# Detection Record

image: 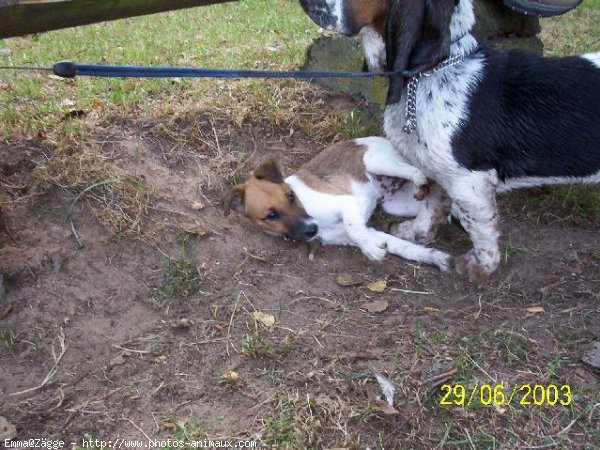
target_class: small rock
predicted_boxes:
[582,342,600,370]
[191,201,204,210]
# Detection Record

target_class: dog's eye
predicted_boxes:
[265,211,279,222]
[287,192,295,203]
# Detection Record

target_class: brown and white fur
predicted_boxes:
[300,0,600,283]
[224,137,452,271]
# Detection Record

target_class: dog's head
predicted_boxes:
[300,0,465,101]
[223,160,318,242]
[299,0,389,37]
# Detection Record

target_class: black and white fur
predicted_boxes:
[299,0,600,282]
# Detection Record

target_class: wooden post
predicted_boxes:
[0,0,237,39]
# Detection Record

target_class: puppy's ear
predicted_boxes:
[252,159,284,184]
[386,0,455,103]
[223,185,246,216]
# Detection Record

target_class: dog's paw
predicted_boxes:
[455,251,491,284]
[413,183,430,201]
[360,237,387,261]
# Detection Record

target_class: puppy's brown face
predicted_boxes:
[224,160,318,242]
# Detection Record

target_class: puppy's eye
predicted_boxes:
[265,211,279,222]
[287,192,295,203]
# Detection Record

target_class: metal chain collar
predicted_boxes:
[402,53,469,135]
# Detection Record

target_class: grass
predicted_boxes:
[0,327,16,356]
[540,0,600,56]
[30,146,150,235]
[0,0,318,138]
[161,257,200,297]
[527,184,600,224]
[242,330,291,359]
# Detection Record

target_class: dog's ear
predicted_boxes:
[252,159,284,184]
[223,185,246,216]
[410,0,455,74]
[386,0,455,103]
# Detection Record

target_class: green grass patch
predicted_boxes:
[161,257,199,297]
[527,185,600,224]
[540,1,600,56]
[242,330,291,359]
[0,0,319,138]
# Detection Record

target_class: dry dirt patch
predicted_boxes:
[0,86,598,448]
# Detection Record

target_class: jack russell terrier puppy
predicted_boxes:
[224,137,453,272]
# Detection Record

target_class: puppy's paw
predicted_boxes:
[413,183,430,201]
[360,238,387,261]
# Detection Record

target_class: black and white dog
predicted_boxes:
[299,0,600,282]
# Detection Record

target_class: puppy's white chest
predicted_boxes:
[285,175,376,246]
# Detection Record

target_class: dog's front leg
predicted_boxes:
[342,205,387,261]
[371,230,453,272]
[445,176,501,283]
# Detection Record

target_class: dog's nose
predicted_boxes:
[304,223,318,239]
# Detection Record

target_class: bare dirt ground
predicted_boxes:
[0,84,599,449]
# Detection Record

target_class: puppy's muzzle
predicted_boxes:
[284,218,319,242]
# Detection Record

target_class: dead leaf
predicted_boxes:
[0,303,13,320]
[222,370,240,382]
[191,201,204,210]
[222,370,245,388]
[90,98,106,109]
[366,278,387,293]
[582,342,600,370]
[315,394,338,409]
[0,416,17,440]
[108,354,126,367]
[539,285,552,299]
[180,221,208,236]
[560,303,585,314]
[169,318,193,329]
[526,306,545,314]
[374,399,399,415]
[252,311,276,327]
[423,306,440,313]
[362,300,389,313]
[335,272,363,287]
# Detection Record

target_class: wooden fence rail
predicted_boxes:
[0,0,237,39]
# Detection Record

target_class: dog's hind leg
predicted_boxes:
[389,182,450,244]
[445,175,501,283]
[370,230,453,272]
